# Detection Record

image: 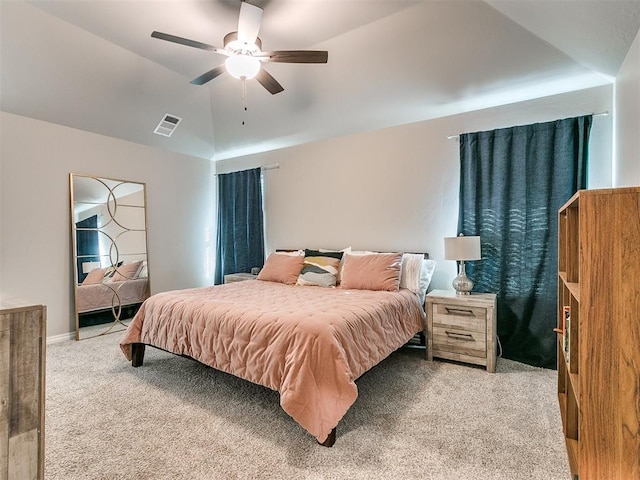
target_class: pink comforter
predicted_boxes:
[120,280,425,443]
[77,277,149,313]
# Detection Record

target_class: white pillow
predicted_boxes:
[319,247,351,254]
[398,254,436,306]
[399,253,424,294]
[136,261,147,278]
[418,259,436,306]
[275,249,304,256]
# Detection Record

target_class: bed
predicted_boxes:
[77,277,149,314]
[77,261,149,327]
[120,250,434,446]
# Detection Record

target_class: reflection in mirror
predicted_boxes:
[70,174,150,340]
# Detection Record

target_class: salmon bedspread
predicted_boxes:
[120,280,425,443]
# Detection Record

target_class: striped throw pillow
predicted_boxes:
[297,249,344,287]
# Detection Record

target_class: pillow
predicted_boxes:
[110,261,143,282]
[399,253,424,295]
[137,261,148,278]
[297,249,343,287]
[275,249,304,256]
[102,261,124,280]
[340,252,403,291]
[319,247,351,284]
[418,259,436,306]
[257,253,304,285]
[82,267,106,285]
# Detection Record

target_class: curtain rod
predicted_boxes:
[446,111,610,140]
[214,164,279,176]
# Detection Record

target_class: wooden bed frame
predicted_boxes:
[125,251,429,448]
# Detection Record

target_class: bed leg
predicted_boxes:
[131,343,145,367]
[318,428,336,447]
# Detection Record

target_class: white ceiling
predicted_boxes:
[2,0,639,162]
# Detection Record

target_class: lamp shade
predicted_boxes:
[225,54,261,79]
[444,235,481,261]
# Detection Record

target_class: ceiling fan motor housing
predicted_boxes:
[224,31,262,54]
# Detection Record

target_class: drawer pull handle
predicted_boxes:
[445,331,474,341]
[444,307,475,316]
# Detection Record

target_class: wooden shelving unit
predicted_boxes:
[556,186,640,480]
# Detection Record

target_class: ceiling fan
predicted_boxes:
[151,1,328,95]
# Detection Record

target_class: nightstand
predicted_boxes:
[425,289,497,372]
[223,273,258,284]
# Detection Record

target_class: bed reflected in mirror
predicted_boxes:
[70,174,150,340]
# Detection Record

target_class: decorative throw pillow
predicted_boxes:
[102,261,124,280]
[110,261,143,282]
[340,252,403,291]
[319,247,351,284]
[297,249,343,287]
[257,253,304,285]
[399,253,424,295]
[82,267,106,285]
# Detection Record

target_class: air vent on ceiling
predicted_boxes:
[153,114,182,137]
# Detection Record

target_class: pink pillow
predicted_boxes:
[82,267,106,285]
[340,252,403,291]
[110,261,143,282]
[257,253,304,285]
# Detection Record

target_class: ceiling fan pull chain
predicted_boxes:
[242,78,247,126]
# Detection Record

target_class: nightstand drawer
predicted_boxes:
[432,325,486,358]
[432,303,487,333]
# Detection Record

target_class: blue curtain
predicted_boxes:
[458,116,591,368]
[214,167,265,285]
[76,215,100,283]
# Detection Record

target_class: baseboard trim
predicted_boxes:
[47,332,75,344]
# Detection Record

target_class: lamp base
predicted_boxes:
[452,261,474,295]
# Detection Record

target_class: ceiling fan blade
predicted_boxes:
[255,68,284,95]
[190,65,226,85]
[258,50,328,64]
[151,31,226,54]
[237,2,263,45]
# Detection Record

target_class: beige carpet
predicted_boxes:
[45,332,569,479]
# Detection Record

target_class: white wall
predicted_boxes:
[615,28,640,186]
[0,83,616,339]
[0,112,215,339]
[216,86,613,292]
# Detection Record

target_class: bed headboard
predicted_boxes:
[275,249,428,258]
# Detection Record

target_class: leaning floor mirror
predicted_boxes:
[70,174,150,340]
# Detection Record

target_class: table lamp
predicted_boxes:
[444,234,481,295]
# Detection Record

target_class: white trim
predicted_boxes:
[47,332,75,344]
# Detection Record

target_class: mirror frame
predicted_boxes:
[69,173,151,340]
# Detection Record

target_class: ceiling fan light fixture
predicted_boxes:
[225,54,261,80]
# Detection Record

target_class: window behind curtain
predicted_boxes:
[458,116,591,368]
[76,214,100,283]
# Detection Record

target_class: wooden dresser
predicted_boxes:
[0,296,46,480]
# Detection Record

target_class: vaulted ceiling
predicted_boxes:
[2,1,639,161]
